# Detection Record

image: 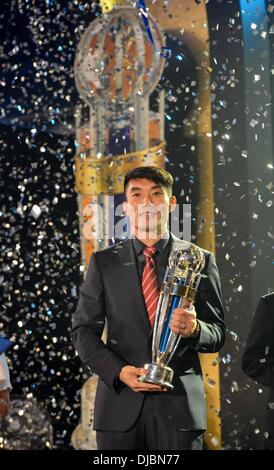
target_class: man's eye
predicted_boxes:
[132,194,140,197]
[153,192,163,196]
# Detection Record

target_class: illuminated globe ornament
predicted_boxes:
[73,3,167,235]
[74,5,165,108]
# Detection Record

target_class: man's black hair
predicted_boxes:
[124,166,174,198]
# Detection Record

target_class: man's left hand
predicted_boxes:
[170,302,197,337]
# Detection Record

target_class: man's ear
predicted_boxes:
[169,195,177,213]
[122,200,127,216]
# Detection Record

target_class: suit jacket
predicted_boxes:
[242,293,274,449]
[242,293,274,389]
[72,233,225,432]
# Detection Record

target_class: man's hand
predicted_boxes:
[119,365,168,393]
[170,301,197,337]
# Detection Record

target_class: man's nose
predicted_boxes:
[143,196,153,205]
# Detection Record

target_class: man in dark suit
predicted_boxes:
[72,166,225,450]
[242,292,274,449]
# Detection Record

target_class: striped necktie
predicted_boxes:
[142,246,159,327]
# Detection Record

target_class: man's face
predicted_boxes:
[123,178,176,236]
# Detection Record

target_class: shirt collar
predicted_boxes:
[132,230,171,256]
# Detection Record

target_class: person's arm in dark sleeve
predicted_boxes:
[242,296,274,389]
[187,252,225,353]
[72,252,128,391]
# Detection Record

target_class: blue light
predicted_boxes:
[240,0,266,42]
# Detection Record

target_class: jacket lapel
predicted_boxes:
[169,232,190,252]
[117,238,151,336]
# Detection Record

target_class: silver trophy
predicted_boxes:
[139,243,205,390]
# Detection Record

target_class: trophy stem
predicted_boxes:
[159,282,184,353]
[162,297,193,363]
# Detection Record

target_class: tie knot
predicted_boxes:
[143,246,157,258]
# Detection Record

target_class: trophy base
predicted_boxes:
[138,362,174,391]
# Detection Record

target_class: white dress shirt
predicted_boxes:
[0,353,12,391]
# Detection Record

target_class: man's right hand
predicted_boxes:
[119,365,168,393]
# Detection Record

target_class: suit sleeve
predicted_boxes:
[187,252,225,353]
[242,296,274,389]
[72,252,128,391]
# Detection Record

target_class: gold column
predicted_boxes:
[147,0,222,450]
[101,0,130,14]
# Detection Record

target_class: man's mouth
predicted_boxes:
[139,208,158,216]
[139,212,158,216]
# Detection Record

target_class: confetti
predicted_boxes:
[0,0,273,453]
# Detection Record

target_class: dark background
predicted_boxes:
[0,0,273,449]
